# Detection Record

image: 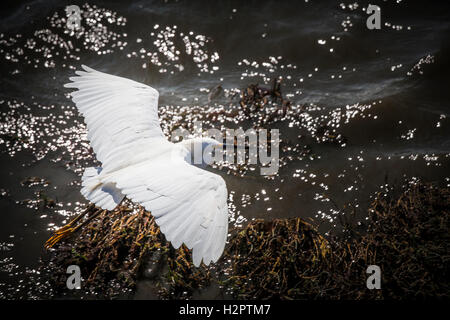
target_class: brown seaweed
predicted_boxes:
[42,181,449,299]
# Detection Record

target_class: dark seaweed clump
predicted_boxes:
[45,207,209,299]
[224,182,449,299]
[42,181,449,299]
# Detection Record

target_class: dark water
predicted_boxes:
[0,0,449,299]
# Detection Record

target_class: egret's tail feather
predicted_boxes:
[81,167,125,210]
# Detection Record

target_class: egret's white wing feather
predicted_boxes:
[80,167,125,210]
[110,157,229,267]
[65,65,166,172]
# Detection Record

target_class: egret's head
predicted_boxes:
[199,137,223,150]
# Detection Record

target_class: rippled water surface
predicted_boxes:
[0,0,449,299]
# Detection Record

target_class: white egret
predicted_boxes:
[46,65,229,267]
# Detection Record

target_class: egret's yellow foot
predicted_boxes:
[44,227,77,249]
[52,224,72,234]
[44,204,96,249]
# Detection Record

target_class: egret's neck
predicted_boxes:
[178,138,203,154]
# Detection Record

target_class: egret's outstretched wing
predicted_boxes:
[110,156,229,267]
[65,65,166,172]
[65,65,229,266]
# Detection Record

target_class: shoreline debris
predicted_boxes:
[41,181,449,299]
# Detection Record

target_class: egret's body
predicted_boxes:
[63,65,229,267]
